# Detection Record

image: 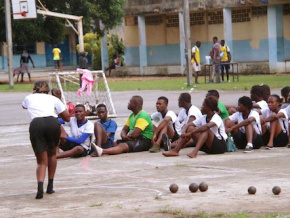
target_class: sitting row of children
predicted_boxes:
[56,85,290,159]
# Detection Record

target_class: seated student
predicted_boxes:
[251,85,268,111]
[163,96,227,158]
[224,96,263,153]
[206,90,229,119]
[171,93,202,148]
[92,96,153,156]
[261,84,271,102]
[261,95,289,149]
[149,96,181,153]
[57,104,94,159]
[91,104,117,154]
[281,86,290,109]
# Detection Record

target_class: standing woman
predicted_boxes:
[22,81,70,199]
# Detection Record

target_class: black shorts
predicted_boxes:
[262,130,288,147]
[29,116,60,155]
[60,141,88,157]
[171,132,180,143]
[118,137,152,153]
[94,139,114,149]
[233,131,263,149]
[54,60,60,67]
[220,63,230,71]
[200,135,227,154]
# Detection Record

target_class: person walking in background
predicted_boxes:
[220,40,231,82]
[20,50,35,82]
[191,41,201,84]
[52,45,62,71]
[210,36,221,83]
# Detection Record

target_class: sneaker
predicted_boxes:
[227,80,231,83]
[149,143,160,153]
[91,142,103,157]
[162,133,171,151]
[265,145,274,150]
[243,145,253,153]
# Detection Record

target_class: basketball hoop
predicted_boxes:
[12,11,27,17]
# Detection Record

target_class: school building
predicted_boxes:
[122,0,290,75]
[0,28,77,71]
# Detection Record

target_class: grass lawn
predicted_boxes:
[0,75,289,92]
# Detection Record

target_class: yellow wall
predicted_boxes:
[165,27,180,44]
[206,24,223,42]
[191,25,208,42]
[124,25,139,47]
[284,15,290,40]
[146,24,166,46]
[36,42,45,54]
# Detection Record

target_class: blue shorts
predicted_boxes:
[94,139,114,149]
[220,63,230,71]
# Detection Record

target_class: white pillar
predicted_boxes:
[179,11,186,75]
[223,8,233,61]
[138,15,147,75]
[100,21,109,71]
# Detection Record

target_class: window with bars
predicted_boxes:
[252,6,267,17]
[190,12,205,25]
[145,15,163,25]
[232,8,251,23]
[166,14,179,27]
[207,11,223,25]
[13,43,36,55]
[283,4,290,15]
[125,16,138,26]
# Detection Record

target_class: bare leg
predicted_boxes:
[20,72,24,82]
[267,118,282,147]
[57,146,85,159]
[225,119,239,135]
[102,143,129,155]
[194,71,199,84]
[94,123,108,148]
[27,71,31,81]
[245,123,254,144]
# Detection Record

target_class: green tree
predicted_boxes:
[0,0,125,43]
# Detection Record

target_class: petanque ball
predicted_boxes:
[272,186,281,195]
[199,182,208,192]
[248,186,256,195]
[189,183,199,193]
[169,184,178,193]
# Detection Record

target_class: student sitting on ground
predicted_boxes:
[206,90,229,119]
[281,86,290,109]
[149,96,181,153]
[57,104,94,159]
[92,96,153,156]
[261,84,271,102]
[261,95,289,149]
[171,93,202,149]
[225,96,263,153]
[91,104,117,156]
[162,96,227,158]
[250,85,268,111]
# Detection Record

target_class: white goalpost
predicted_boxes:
[49,71,117,118]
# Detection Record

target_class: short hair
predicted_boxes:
[179,93,191,103]
[251,85,263,98]
[213,36,218,41]
[97,104,107,110]
[204,96,219,112]
[158,96,168,104]
[196,41,201,46]
[281,86,290,99]
[221,39,225,44]
[238,96,253,110]
[132,95,143,107]
[75,104,85,111]
[33,81,50,93]
[270,94,282,104]
[207,90,219,99]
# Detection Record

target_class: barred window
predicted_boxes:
[207,11,223,25]
[232,8,251,23]
[166,14,179,27]
[145,15,163,25]
[190,12,205,25]
[125,16,138,26]
[252,6,267,17]
[283,4,290,15]
[13,43,36,55]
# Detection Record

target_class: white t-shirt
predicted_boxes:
[193,113,228,141]
[151,110,182,135]
[178,105,202,125]
[262,108,289,135]
[65,117,94,150]
[285,105,290,118]
[229,110,262,134]
[22,93,66,119]
[256,100,268,110]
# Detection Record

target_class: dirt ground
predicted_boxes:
[0,87,290,217]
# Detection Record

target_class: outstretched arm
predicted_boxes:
[182,122,216,139]
[226,117,255,133]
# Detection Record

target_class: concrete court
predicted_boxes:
[1,88,290,217]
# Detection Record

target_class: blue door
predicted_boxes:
[45,35,70,66]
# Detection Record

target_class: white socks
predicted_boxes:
[91,142,103,157]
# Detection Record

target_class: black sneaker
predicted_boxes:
[243,145,253,153]
[162,133,171,151]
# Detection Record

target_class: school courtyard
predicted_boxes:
[1,85,290,217]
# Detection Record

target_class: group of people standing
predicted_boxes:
[191,36,232,84]
[23,81,290,199]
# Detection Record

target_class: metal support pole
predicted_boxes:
[184,0,192,86]
[5,0,14,88]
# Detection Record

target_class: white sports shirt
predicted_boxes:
[151,110,182,135]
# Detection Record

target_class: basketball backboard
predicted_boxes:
[11,0,37,20]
